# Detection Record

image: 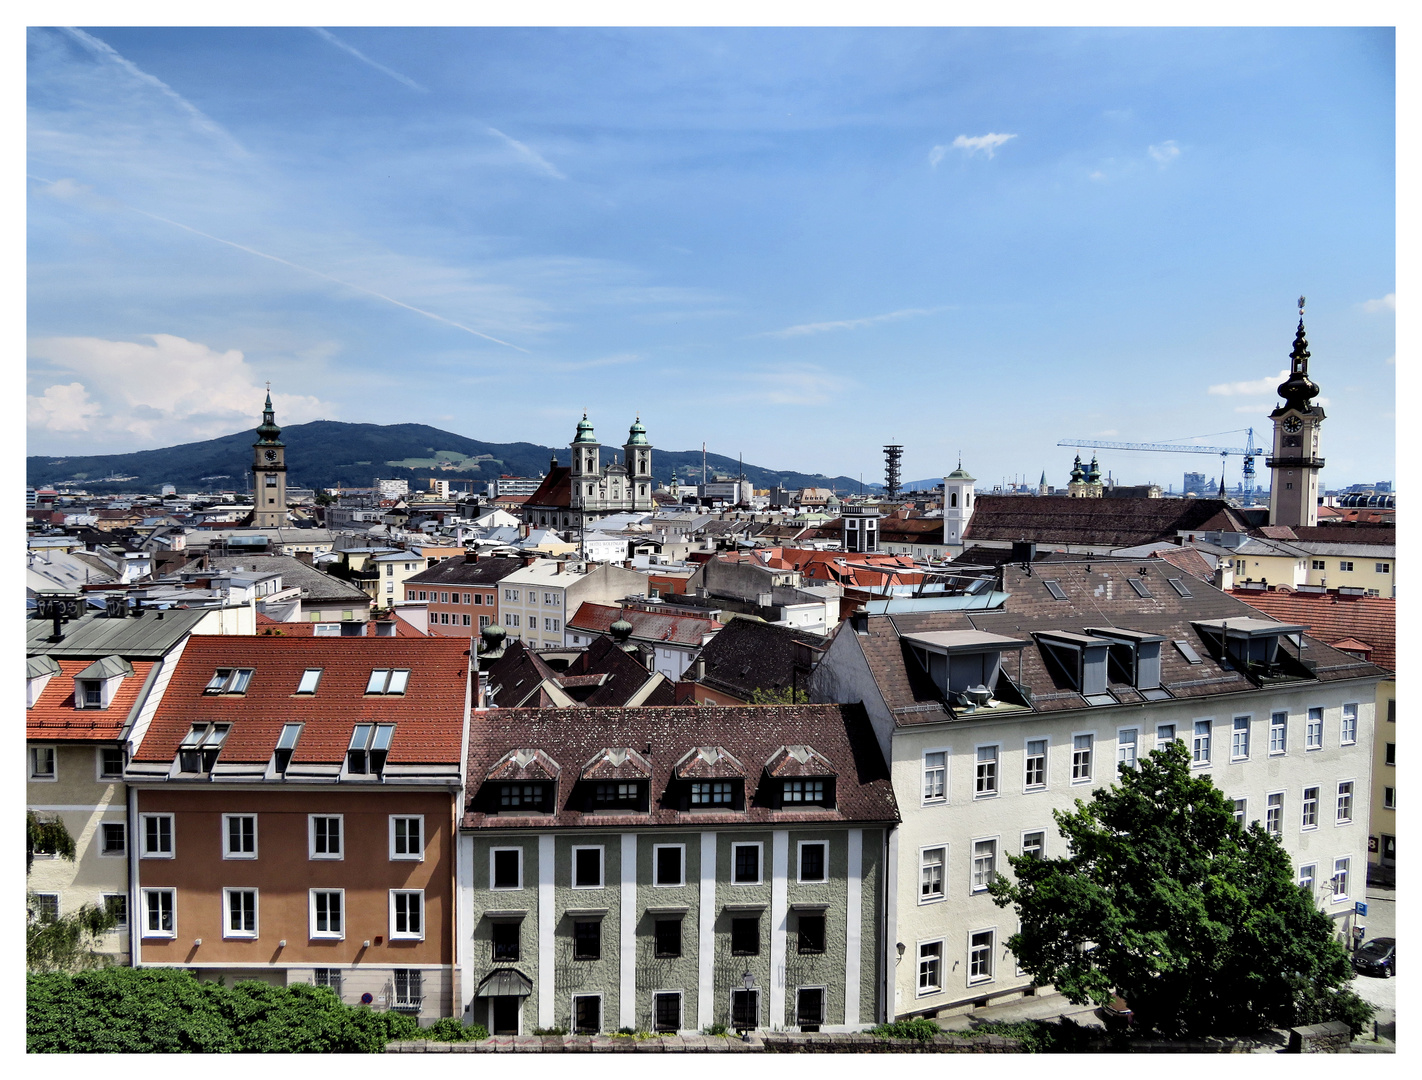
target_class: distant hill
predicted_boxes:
[26,421,883,497]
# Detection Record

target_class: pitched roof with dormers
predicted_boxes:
[27,659,156,741]
[1228,588,1395,673]
[963,496,1251,548]
[129,636,469,774]
[461,703,897,830]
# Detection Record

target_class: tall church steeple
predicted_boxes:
[251,387,288,530]
[1267,297,1326,528]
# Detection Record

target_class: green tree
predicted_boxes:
[26,812,119,972]
[748,685,808,704]
[313,488,336,506]
[988,740,1367,1037]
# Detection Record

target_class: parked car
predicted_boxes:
[1100,993,1134,1028]
[1352,937,1396,978]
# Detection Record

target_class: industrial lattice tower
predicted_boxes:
[883,444,903,500]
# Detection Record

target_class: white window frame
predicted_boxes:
[916,938,944,996]
[222,814,258,860]
[490,846,524,891]
[1340,703,1358,746]
[389,815,425,861]
[29,745,57,782]
[970,836,998,893]
[1232,797,1247,828]
[1298,863,1316,895]
[1116,727,1138,770]
[98,821,127,858]
[1265,791,1284,837]
[1192,718,1213,767]
[1155,722,1177,747]
[572,991,605,1034]
[1301,786,1320,830]
[1335,780,1355,825]
[223,887,258,939]
[96,745,125,780]
[296,668,323,694]
[141,813,175,858]
[1023,737,1048,791]
[797,840,829,884]
[308,814,344,860]
[1071,732,1094,783]
[1021,829,1046,861]
[974,743,1000,799]
[921,747,949,804]
[1269,711,1288,755]
[731,842,764,885]
[1230,715,1251,762]
[1330,857,1350,903]
[918,845,946,904]
[309,888,345,939]
[389,889,425,941]
[571,845,605,890]
[967,926,997,985]
[1305,706,1323,750]
[652,843,686,887]
[142,888,176,938]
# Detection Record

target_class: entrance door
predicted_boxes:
[492,996,519,1035]
[1382,834,1396,867]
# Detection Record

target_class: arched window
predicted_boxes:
[950,493,958,508]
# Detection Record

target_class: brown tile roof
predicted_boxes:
[695,618,828,701]
[461,703,897,830]
[1227,588,1395,672]
[1284,526,1395,546]
[963,496,1250,548]
[486,636,673,708]
[568,602,721,647]
[1149,545,1217,581]
[405,555,525,587]
[28,660,155,741]
[134,635,469,765]
[523,466,572,509]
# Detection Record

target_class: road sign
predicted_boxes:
[1354,902,1368,917]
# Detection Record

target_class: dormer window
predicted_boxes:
[347,723,395,775]
[500,783,548,810]
[1036,631,1114,705]
[365,669,410,694]
[594,782,641,808]
[782,779,827,805]
[78,680,103,709]
[1191,618,1311,684]
[901,630,1030,711]
[204,668,253,695]
[177,723,230,773]
[295,669,322,694]
[691,781,737,806]
[273,723,302,775]
[1087,627,1170,701]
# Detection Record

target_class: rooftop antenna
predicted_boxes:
[702,443,707,487]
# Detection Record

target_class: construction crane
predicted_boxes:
[1057,428,1261,506]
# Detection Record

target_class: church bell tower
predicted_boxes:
[1266,298,1325,529]
[251,389,288,529]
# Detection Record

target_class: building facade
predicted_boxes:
[406,554,524,638]
[250,393,288,530]
[1268,302,1327,529]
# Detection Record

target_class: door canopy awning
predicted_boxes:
[476,968,533,998]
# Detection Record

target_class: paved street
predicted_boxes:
[1348,887,1396,1041]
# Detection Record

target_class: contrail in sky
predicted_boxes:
[309,28,427,92]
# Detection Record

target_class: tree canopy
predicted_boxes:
[26,812,119,972]
[989,739,1365,1037]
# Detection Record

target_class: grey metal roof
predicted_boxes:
[74,655,135,680]
[206,554,369,603]
[26,606,211,658]
[901,629,1029,652]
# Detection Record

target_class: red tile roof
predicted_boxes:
[522,466,572,509]
[964,496,1251,548]
[1228,588,1395,672]
[256,614,427,637]
[28,660,155,741]
[134,636,469,765]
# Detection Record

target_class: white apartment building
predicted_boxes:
[809,558,1384,1018]
[497,559,650,650]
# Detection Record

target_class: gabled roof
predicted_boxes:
[487,748,561,781]
[694,617,828,702]
[581,747,653,781]
[1228,588,1395,672]
[27,606,212,659]
[674,745,746,779]
[28,659,156,741]
[568,602,721,648]
[522,466,573,509]
[963,496,1251,548]
[486,636,674,708]
[205,554,369,603]
[74,655,135,680]
[763,744,836,778]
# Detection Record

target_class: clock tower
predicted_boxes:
[251,389,288,530]
[1266,298,1325,529]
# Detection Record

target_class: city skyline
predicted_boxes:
[28,26,1395,487]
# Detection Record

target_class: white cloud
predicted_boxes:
[928,145,948,169]
[1148,140,1181,166]
[758,306,948,339]
[941,133,1017,160]
[1208,370,1288,396]
[486,126,565,180]
[27,334,334,446]
[309,28,426,92]
[1361,293,1395,313]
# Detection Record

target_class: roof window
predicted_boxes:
[901,630,1031,712]
[273,723,302,775]
[365,669,410,694]
[1042,580,1068,600]
[1167,578,1193,597]
[347,723,395,776]
[1087,627,1170,701]
[1127,577,1153,599]
[1173,639,1203,664]
[295,669,322,694]
[178,723,230,773]
[204,668,253,695]
[1034,631,1113,705]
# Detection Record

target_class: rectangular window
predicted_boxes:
[440,592,449,604]
[969,929,995,982]
[1331,858,1350,901]
[1022,830,1045,861]
[1232,798,1247,827]
[98,746,125,778]
[1336,782,1353,824]
[1231,716,1250,761]
[573,920,601,960]
[1386,742,1395,766]
[654,918,682,958]
[730,916,760,956]
[1193,720,1212,765]
[1024,739,1046,789]
[33,893,59,922]
[1302,786,1319,829]
[1339,561,1353,572]
[691,781,734,805]
[1117,729,1138,769]
[30,746,56,781]
[1312,560,1326,571]
[918,941,943,994]
[390,816,424,860]
[314,968,342,996]
[1298,864,1315,894]
[224,888,257,938]
[1383,787,1395,810]
[1156,723,1176,745]
[310,890,343,937]
[141,814,174,858]
[78,680,103,708]
[975,745,999,797]
[731,988,759,1029]
[103,894,127,928]
[1072,734,1093,781]
[573,846,603,889]
[796,987,825,1031]
[143,888,175,937]
[1376,562,1390,574]
[296,668,322,694]
[463,614,471,626]
[592,781,640,807]
[797,914,826,954]
[1306,708,1323,749]
[364,669,410,694]
[972,839,997,891]
[499,783,544,809]
[1269,711,1288,754]
[492,848,523,890]
[393,970,422,1011]
[798,841,828,883]
[654,992,681,1033]
[1266,793,1283,837]
[653,844,684,887]
[732,843,762,884]
[573,994,601,1035]
[923,751,947,801]
[100,822,126,856]
[920,847,945,902]
[782,778,826,804]
[491,920,521,961]
[309,815,342,859]
[1340,703,1358,745]
[224,815,257,859]
[203,668,253,695]
[390,891,424,939]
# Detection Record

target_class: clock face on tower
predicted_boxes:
[1282,416,1303,435]
[264,449,278,461]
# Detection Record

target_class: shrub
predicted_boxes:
[702,1022,728,1036]
[532,1025,569,1036]
[868,1017,943,1041]
[418,1017,488,1042]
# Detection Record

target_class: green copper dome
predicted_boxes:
[626,415,650,447]
[1069,455,1085,483]
[572,412,599,446]
[254,391,283,446]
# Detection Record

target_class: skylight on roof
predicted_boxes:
[1167,578,1193,598]
[1128,577,1153,599]
[296,669,322,694]
[365,669,410,694]
[1043,580,1068,601]
[1173,640,1203,664]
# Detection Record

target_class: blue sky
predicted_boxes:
[27,26,1395,488]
